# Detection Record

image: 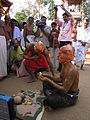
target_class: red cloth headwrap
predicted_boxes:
[34,41,45,53]
[58,44,74,64]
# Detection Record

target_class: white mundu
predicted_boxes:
[0,36,7,77]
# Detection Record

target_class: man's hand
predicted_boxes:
[40,27,44,32]
[80,40,86,46]
[25,38,29,43]
[41,73,49,77]
[82,42,86,46]
[60,4,65,10]
[54,6,58,12]
[38,75,48,82]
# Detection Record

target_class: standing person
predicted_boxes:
[0,8,7,80]
[49,22,59,70]
[20,22,27,47]
[4,15,12,49]
[24,17,40,46]
[72,19,78,65]
[76,18,90,69]
[55,5,73,71]
[38,44,79,109]
[4,15,12,73]
[38,16,51,48]
[10,19,21,45]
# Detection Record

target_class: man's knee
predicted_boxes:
[44,95,60,109]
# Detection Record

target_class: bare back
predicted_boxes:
[60,62,79,93]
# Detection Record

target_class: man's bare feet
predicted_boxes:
[45,90,51,96]
[80,64,84,70]
[45,106,52,111]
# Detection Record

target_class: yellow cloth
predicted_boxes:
[10,46,25,61]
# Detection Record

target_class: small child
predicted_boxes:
[72,30,79,67]
[49,22,59,70]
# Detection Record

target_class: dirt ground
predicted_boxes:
[0,65,90,120]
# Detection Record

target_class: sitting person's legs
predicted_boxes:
[43,92,78,109]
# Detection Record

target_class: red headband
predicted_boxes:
[58,44,74,64]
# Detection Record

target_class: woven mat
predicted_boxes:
[16,90,45,120]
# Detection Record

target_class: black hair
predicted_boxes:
[11,18,18,23]
[51,22,57,26]
[41,16,47,19]
[84,17,89,22]
[23,22,27,26]
[28,16,34,21]
[62,12,69,17]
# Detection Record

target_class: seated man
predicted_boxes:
[23,41,54,82]
[38,44,79,109]
[9,40,25,76]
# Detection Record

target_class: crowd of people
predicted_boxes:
[0,5,90,109]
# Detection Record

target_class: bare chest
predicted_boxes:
[5,25,11,32]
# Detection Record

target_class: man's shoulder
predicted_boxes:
[44,24,50,28]
[44,25,51,31]
[18,46,25,51]
[87,27,90,31]
[15,26,20,30]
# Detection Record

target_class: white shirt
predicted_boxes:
[13,26,21,41]
[77,26,90,43]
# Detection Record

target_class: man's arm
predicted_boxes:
[42,73,62,82]
[54,6,62,27]
[38,75,64,91]
[35,26,40,37]
[23,54,39,60]
[43,48,55,76]
[40,27,50,38]
[54,6,58,19]
[60,5,72,17]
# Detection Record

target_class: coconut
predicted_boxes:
[14,96,22,104]
[17,92,24,99]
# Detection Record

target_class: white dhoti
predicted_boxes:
[50,48,59,70]
[0,36,7,77]
[27,35,35,43]
[74,42,88,67]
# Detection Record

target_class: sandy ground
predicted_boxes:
[0,65,90,120]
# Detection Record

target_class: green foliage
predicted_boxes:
[14,9,28,23]
[84,2,90,19]
[14,0,55,22]
[48,0,55,20]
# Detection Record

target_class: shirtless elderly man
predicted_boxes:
[4,15,12,49]
[38,44,79,109]
[24,17,40,46]
[23,41,54,82]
